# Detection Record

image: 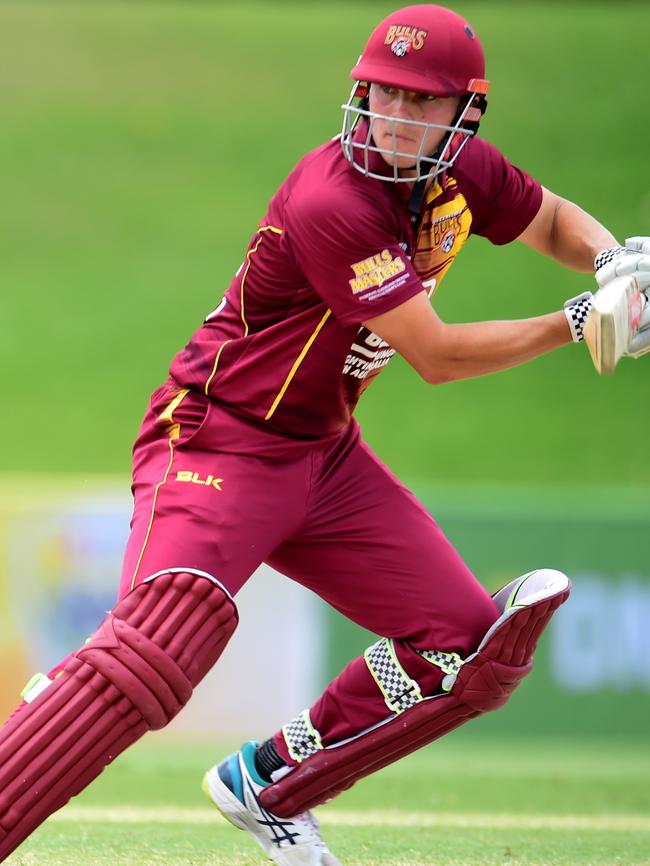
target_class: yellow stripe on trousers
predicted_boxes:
[129,390,188,590]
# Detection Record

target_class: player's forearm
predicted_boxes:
[547,198,618,273]
[423,312,571,384]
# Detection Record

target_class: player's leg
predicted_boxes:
[0,387,312,863]
[117,385,310,600]
[261,569,568,817]
[206,424,568,819]
[202,422,491,842]
[271,427,501,744]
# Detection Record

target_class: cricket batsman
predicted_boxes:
[1,5,649,864]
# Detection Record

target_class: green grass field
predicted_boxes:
[1,1,650,484]
[6,735,650,866]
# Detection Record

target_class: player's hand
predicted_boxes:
[583,275,650,374]
[595,237,650,289]
[624,288,650,358]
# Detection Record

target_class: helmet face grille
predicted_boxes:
[340,82,479,184]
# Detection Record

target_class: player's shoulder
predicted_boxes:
[450,135,510,188]
[449,135,535,211]
[449,135,541,243]
[284,138,397,232]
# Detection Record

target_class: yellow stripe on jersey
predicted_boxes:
[265,309,332,421]
[204,339,232,396]
[240,225,283,338]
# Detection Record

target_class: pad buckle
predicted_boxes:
[392,681,422,713]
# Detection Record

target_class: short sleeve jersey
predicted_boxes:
[169,134,542,439]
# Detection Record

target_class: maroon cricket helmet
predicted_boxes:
[340,5,489,185]
[351,4,488,99]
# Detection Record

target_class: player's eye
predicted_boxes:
[380,86,398,97]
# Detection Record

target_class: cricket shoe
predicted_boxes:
[203,740,342,865]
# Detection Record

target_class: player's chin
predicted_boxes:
[377,149,419,170]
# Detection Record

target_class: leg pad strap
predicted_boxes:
[0,571,237,861]
[261,569,570,817]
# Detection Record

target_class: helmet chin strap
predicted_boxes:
[407,175,430,219]
[406,133,451,220]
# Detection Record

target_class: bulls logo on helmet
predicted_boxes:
[391,36,413,57]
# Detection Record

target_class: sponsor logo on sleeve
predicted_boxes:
[349,249,407,295]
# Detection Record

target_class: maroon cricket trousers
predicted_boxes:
[115,384,498,760]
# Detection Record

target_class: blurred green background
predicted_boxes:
[1,0,649,482]
[1,9,650,863]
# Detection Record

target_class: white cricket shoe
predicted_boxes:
[203,740,342,865]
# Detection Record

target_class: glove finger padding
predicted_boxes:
[626,294,650,357]
[626,237,650,255]
[595,255,650,288]
[595,238,650,288]
[626,330,650,358]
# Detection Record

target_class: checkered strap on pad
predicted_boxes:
[418,648,464,690]
[281,710,324,763]
[364,638,422,714]
[262,570,571,819]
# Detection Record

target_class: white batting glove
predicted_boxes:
[595,237,650,289]
[625,288,650,359]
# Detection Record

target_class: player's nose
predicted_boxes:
[389,92,417,121]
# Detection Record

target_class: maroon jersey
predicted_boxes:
[169,135,542,438]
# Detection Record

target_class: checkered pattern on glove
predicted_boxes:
[595,238,650,289]
[594,246,625,273]
[563,291,594,343]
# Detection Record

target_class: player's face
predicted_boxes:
[368,84,460,175]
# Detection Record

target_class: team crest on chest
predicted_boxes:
[441,230,456,253]
[411,178,473,292]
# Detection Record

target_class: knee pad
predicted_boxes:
[261,569,570,818]
[0,571,237,861]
